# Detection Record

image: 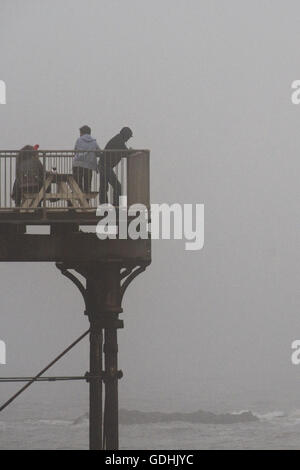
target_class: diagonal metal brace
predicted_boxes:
[56,262,88,311]
[120,265,147,301]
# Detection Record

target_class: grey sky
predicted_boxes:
[0,0,299,416]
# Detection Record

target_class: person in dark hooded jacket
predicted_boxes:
[99,126,133,205]
[12,145,43,206]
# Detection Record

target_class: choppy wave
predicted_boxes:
[33,419,73,426]
[254,411,286,421]
[70,408,300,427]
[73,409,258,426]
[289,409,300,419]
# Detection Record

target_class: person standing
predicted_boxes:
[99,126,133,206]
[73,125,100,193]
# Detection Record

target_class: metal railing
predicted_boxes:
[0,150,150,216]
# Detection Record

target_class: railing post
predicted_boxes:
[127,150,150,209]
[42,152,46,219]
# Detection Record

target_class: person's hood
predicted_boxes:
[79,134,97,143]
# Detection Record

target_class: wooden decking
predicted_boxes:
[0,208,99,225]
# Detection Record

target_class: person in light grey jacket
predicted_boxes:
[73,125,100,193]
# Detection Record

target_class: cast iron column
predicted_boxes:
[86,263,123,450]
[56,261,147,450]
[103,327,120,449]
[88,319,103,450]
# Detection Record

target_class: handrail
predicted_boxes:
[0,149,150,214]
[0,149,149,155]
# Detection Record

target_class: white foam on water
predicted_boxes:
[253,411,286,421]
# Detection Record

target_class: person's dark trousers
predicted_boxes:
[99,164,121,206]
[12,180,21,206]
[73,167,93,193]
[12,181,42,207]
[108,167,121,206]
[99,171,108,204]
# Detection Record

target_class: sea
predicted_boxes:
[1,400,300,450]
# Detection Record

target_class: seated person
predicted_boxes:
[12,145,43,206]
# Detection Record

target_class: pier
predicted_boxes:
[0,149,151,450]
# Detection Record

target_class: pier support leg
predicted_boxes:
[86,264,123,450]
[56,261,148,451]
[89,320,103,450]
[103,327,119,449]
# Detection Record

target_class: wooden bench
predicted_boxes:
[21,173,98,211]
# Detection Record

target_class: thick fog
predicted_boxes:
[0,0,299,417]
